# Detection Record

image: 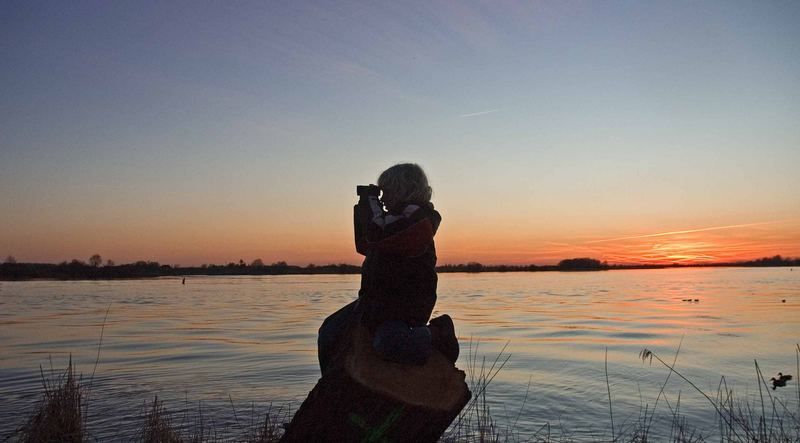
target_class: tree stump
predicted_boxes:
[281,325,471,442]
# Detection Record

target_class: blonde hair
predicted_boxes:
[377,163,432,203]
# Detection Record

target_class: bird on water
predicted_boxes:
[771,373,793,390]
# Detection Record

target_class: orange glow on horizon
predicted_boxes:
[436,220,800,266]
[5,217,800,268]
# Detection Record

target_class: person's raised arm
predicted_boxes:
[354,185,383,255]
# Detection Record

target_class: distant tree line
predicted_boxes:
[0,254,360,280]
[557,258,609,271]
[1,254,798,280]
[437,262,546,273]
[739,255,800,267]
[439,258,611,272]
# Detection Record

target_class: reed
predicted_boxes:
[16,358,84,443]
[439,342,799,442]
[137,396,181,443]
[10,345,799,442]
[134,397,288,443]
[441,338,509,442]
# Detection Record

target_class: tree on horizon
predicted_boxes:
[558,257,607,270]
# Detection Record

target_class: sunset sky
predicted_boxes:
[2,1,799,266]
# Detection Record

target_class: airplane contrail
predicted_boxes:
[585,221,785,244]
[459,109,501,118]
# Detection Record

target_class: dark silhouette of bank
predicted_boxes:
[557,257,609,271]
[3,255,799,281]
[0,258,360,280]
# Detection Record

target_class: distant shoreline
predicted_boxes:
[1,256,796,281]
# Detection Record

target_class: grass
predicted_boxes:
[9,345,800,442]
[636,345,800,443]
[441,338,510,442]
[16,357,84,443]
[138,396,181,443]
[133,395,290,443]
[10,361,288,443]
[441,341,800,443]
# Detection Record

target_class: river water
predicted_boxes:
[1,267,798,440]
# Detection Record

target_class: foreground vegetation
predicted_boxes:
[9,345,799,442]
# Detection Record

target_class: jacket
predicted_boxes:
[353,196,441,331]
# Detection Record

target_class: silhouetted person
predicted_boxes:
[318,163,459,374]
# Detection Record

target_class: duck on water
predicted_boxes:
[771,373,793,390]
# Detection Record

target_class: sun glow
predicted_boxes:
[648,242,718,264]
[577,221,800,265]
[437,220,800,266]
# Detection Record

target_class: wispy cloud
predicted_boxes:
[584,221,785,244]
[459,108,502,118]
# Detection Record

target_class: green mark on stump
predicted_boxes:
[348,406,404,443]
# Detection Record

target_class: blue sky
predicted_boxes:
[2,1,799,265]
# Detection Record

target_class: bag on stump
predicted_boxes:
[282,325,471,442]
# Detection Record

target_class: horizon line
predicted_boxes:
[4,254,797,268]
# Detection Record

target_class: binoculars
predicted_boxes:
[356,185,381,197]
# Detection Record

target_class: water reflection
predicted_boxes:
[0,268,798,440]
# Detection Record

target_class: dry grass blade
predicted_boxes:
[605,348,615,442]
[139,396,182,443]
[83,303,111,434]
[249,403,287,443]
[10,341,800,442]
[135,395,287,443]
[442,340,512,442]
[18,358,84,443]
[644,335,683,438]
[639,347,747,441]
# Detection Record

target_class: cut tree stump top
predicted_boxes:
[345,325,468,411]
[282,324,471,442]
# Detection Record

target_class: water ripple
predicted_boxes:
[1,269,798,440]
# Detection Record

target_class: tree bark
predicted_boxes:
[281,326,471,442]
